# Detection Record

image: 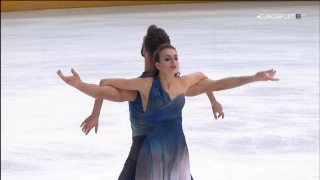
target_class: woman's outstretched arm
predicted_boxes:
[180,72,209,91]
[57,68,147,99]
[185,69,279,96]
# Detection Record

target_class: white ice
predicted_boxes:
[1,1,319,180]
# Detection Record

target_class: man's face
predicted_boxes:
[141,36,146,57]
[141,45,144,57]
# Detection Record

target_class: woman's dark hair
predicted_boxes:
[151,43,180,77]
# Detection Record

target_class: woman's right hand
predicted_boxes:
[80,114,99,135]
[57,68,82,88]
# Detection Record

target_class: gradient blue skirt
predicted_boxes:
[135,117,191,180]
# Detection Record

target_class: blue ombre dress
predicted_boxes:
[135,75,191,180]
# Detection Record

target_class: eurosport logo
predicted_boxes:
[257,13,301,19]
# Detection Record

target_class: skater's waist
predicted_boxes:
[145,118,183,134]
[144,111,182,122]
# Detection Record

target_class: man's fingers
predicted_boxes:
[95,125,98,134]
[85,127,93,135]
[80,121,86,127]
[213,113,218,120]
[82,126,86,132]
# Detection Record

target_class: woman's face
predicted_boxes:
[155,48,179,75]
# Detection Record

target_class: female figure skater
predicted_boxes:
[79,25,223,180]
[57,44,278,180]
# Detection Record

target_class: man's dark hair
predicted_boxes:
[141,25,171,57]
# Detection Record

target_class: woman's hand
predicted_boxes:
[254,69,279,81]
[57,68,82,88]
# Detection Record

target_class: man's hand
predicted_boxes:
[211,101,225,120]
[80,114,99,135]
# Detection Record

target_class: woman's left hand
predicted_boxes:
[254,69,279,81]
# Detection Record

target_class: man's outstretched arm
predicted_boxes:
[90,79,138,116]
[80,79,138,135]
[205,92,225,119]
[180,73,224,119]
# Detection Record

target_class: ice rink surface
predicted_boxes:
[1,1,319,180]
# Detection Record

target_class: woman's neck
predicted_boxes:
[158,72,175,90]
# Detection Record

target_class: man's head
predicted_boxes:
[141,25,171,58]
